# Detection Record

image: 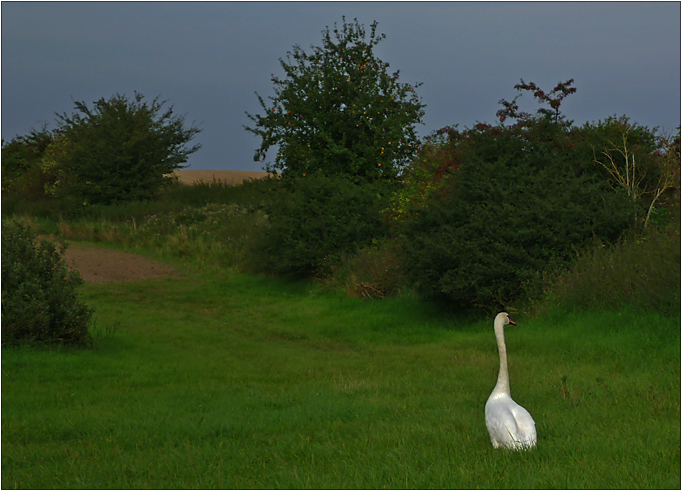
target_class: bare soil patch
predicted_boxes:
[60,243,177,282]
[171,169,268,185]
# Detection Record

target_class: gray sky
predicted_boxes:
[2,1,681,171]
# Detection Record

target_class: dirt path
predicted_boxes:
[61,243,177,282]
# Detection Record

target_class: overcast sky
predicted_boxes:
[2,1,680,171]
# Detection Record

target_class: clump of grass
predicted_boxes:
[3,178,275,273]
[546,226,680,315]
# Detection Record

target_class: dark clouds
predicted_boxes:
[2,2,680,170]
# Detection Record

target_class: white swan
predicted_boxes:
[485,312,537,450]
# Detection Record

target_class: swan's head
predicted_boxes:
[495,312,516,328]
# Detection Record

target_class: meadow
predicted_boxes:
[2,177,680,489]
[2,257,680,488]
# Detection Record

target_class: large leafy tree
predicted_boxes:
[245,17,425,181]
[53,92,201,205]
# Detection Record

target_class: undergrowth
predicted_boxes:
[547,225,680,316]
[3,177,680,315]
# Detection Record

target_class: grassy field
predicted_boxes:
[2,250,680,489]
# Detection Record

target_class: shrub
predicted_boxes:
[1,221,93,346]
[255,173,394,277]
[399,119,633,311]
[324,238,406,298]
[1,127,55,198]
[52,92,201,205]
[157,175,276,210]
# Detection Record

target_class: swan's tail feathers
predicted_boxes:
[501,428,537,450]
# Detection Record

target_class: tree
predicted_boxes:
[53,92,201,205]
[256,172,392,277]
[497,78,577,126]
[244,17,425,181]
[1,126,55,196]
[388,79,578,225]
[400,120,632,310]
[589,116,679,228]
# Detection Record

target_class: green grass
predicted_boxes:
[2,251,680,489]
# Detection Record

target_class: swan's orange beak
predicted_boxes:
[508,319,517,326]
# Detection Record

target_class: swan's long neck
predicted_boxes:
[493,321,511,396]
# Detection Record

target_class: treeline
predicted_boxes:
[2,18,680,346]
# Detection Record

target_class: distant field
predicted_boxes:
[171,169,268,185]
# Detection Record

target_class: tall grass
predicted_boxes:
[50,203,268,272]
[2,267,679,489]
[547,226,680,316]
[1,176,274,222]
[5,179,274,273]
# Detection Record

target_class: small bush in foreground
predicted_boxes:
[1,222,93,346]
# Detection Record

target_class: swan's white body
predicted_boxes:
[485,312,537,450]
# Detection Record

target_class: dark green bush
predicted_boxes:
[1,127,54,195]
[255,173,394,277]
[1,222,93,346]
[157,176,275,210]
[400,120,634,311]
[325,238,406,298]
[52,92,201,206]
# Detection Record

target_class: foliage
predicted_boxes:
[324,238,406,299]
[399,109,633,311]
[586,116,680,228]
[1,126,56,198]
[255,173,394,277]
[51,92,201,205]
[387,76,577,225]
[155,176,276,211]
[45,202,267,273]
[497,78,577,125]
[385,125,469,224]
[546,225,680,316]
[1,221,93,346]
[245,17,425,181]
